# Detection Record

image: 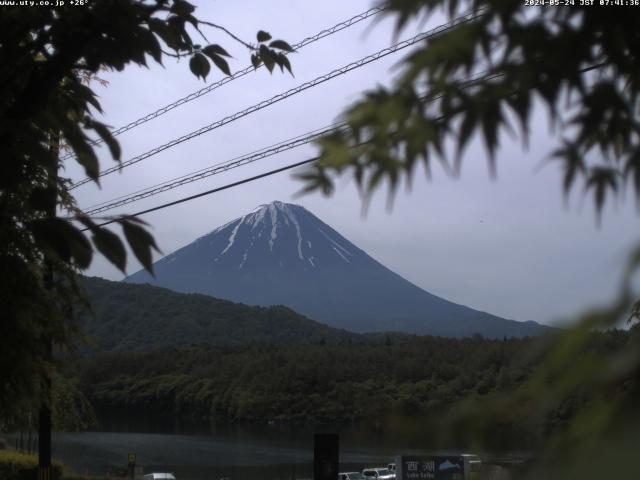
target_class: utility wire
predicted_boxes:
[77,70,501,230]
[80,69,501,216]
[60,5,387,163]
[82,122,343,211]
[70,9,485,190]
[82,122,347,215]
[80,156,320,231]
[78,62,607,227]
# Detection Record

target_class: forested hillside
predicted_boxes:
[63,334,552,425]
[70,276,635,439]
[78,277,359,351]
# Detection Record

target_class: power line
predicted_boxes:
[77,70,496,230]
[60,5,386,163]
[70,9,485,190]
[78,62,607,228]
[82,122,347,215]
[80,156,320,231]
[82,122,343,211]
[80,69,501,216]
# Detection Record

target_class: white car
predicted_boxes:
[143,474,176,480]
[340,472,367,480]
[363,468,395,480]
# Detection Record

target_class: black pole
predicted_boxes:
[39,131,58,480]
[38,386,51,479]
[314,433,339,480]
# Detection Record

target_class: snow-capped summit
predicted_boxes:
[125,201,546,337]
[199,200,359,271]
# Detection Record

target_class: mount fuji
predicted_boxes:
[124,201,546,337]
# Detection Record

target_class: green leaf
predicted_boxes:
[456,108,476,168]
[481,103,501,171]
[585,167,619,222]
[259,45,275,73]
[148,17,182,52]
[167,15,190,50]
[203,50,231,75]
[202,44,231,57]
[257,30,272,42]
[61,121,100,182]
[86,119,121,161]
[120,218,161,273]
[184,13,199,29]
[170,0,195,16]
[551,141,585,197]
[189,52,210,80]
[251,54,261,69]
[269,40,294,52]
[75,214,98,233]
[30,218,93,269]
[506,91,531,142]
[67,80,103,114]
[276,52,293,75]
[92,227,127,272]
[141,27,163,64]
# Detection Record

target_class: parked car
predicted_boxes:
[143,474,176,480]
[387,463,396,474]
[363,468,395,480]
[339,472,367,480]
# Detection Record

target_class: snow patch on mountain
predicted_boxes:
[332,246,350,263]
[221,215,245,255]
[239,249,249,269]
[248,205,268,230]
[286,207,304,260]
[318,228,351,257]
[268,204,278,252]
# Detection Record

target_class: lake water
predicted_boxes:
[49,416,425,480]
[5,412,526,480]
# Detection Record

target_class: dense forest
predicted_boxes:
[78,277,359,350]
[64,277,637,450]
[61,329,634,432]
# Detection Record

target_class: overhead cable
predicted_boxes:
[79,156,320,231]
[80,68,503,216]
[78,63,609,227]
[77,71,497,229]
[82,122,347,215]
[70,9,485,190]
[60,5,386,162]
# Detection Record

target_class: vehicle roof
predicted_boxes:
[145,474,176,480]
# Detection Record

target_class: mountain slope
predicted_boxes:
[125,201,547,338]
[79,276,359,351]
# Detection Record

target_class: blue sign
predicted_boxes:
[396,455,465,480]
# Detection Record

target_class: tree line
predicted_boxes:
[61,328,634,435]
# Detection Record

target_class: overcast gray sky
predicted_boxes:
[70,0,638,327]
